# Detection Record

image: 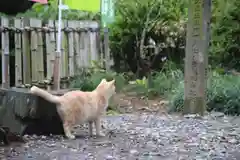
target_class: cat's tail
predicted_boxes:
[30,86,61,104]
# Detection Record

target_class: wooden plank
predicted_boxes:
[79,21,85,67]
[73,21,81,69]
[22,18,31,85]
[103,27,110,71]
[183,0,211,116]
[45,20,56,81]
[14,19,23,86]
[99,34,104,65]
[29,19,39,83]
[67,21,76,77]
[88,21,99,62]
[82,21,90,67]
[1,17,10,88]
[36,20,44,81]
[62,21,68,78]
[97,29,104,65]
[55,20,68,78]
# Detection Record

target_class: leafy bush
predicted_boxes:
[169,71,240,115]
[69,61,127,92]
[109,0,187,74]
[125,61,184,98]
[16,0,99,20]
[210,0,240,69]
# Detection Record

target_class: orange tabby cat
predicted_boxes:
[29,79,116,139]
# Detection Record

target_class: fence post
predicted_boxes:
[22,18,31,85]
[66,20,75,77]
[1,17,10,88]
[30,18,39,84]
[88,21,99,62]
[82,21,90,67]
[14,19,23,86]
[45,20,56,83]
[73,21,82,70]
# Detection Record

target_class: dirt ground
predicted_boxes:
[1,94,240,160]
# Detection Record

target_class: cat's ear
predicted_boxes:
[109,79,115,85]
[100,79,107,84]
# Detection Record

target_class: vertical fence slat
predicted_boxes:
[89,21,99,62]
[1,17,10,88]
[30,19,44,83]
[14,19,23,86]
[79,21,85,67]
[62,21,68,78]
[22,18,31,84]
[30,19,39,83]
[67,21,75,77]
[45,20,56,81]
[74,21,81,69]
[36,20,44,81]
[82,21,90,67]
[55,20,68,78]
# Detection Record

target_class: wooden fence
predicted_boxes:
[0,17,101,88]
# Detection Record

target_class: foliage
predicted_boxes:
[210,0,240,70]
[109,0,187,74]
[16,0,99,20]
[12,0,240,73]
[125,61,183,99]
[169,71,240,115]
[69,61,127,92]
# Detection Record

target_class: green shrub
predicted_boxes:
[169,71,240,115]
[124,61,184,98]
[109,0,187,73]
[69,61,127,92]
[210,0,240,69]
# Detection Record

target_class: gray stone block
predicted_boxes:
[0,88,64,136]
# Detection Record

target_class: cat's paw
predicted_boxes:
[97,132,105,137]
[66,134,76,140]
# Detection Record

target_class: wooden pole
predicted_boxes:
[53,0,63,90]
[1,17,10,88]
[183,0,211,116]
[103,27,110,71]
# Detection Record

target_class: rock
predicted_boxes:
[130,149,139,156]
[184,114,201,119]
[228,138,238,144]
[0,88,64,136]
[210,112,224,118]
[105,155,114,160]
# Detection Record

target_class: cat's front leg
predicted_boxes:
[94,117,105,137]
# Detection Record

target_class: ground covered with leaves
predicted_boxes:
[1,107,240,160]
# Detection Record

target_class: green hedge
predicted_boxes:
[169,71,240,115]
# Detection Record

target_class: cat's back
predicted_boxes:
[60,90,95,103]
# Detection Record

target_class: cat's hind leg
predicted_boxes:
[63,123,75,139]
[89,121,93,136]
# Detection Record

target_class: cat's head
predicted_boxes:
[97,78,116,97]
